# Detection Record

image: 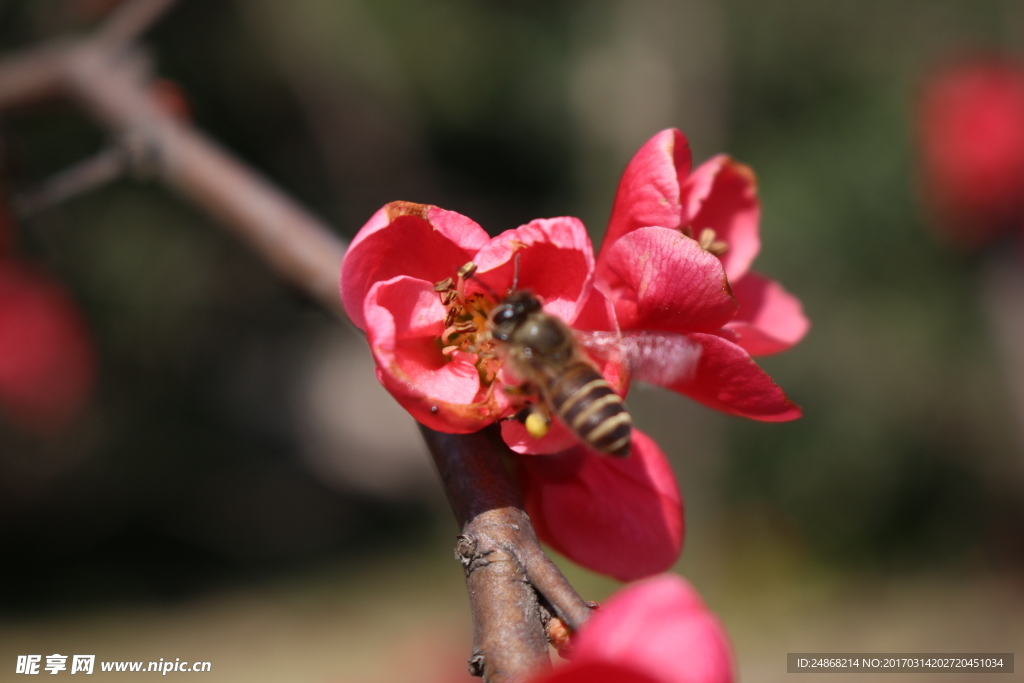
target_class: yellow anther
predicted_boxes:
[697,228,729,256]
[698,228,716,249]
[458,261,478,279]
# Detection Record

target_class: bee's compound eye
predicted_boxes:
[496,306,516,322]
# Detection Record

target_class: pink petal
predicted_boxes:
[725,271,809,356]
[364,276,495,433]
[681,156,761,281]
[340,202,489,330]
[571,288,628,393]
[517,429,683,581]
[472,217,595,324]
[0,261,94,433]
[571,283,619,332]
[502,417,581,455]
[661,333,801,421]
[598,227,737,334]
[533,662,660,683]
[602,129,692,253]
[571,574,735,683]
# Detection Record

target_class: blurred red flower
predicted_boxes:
[532,574,734,683]
[919,57,1024,247]
[0,260,95,433]
[340,129,806,579]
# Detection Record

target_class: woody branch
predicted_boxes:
[0,1,590,681]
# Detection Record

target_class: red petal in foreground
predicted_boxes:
[681,156,761,282]
[517,429,683,581]
[725,271,809,356]
[363,275,494,433]
[568,574,735,683]
[664,332,801,421]
[599,227,737,334]
[0,261,94,433]
[602,129,692,252]
[341,202,489,329]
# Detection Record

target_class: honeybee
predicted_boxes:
[488,289,635,456]
[482,276,701,458]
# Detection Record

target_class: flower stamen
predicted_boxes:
[434,262,501,385]
[697,228,729,256]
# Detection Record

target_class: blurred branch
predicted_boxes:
[13,146,126,218]
[95,0,182,48]
[0,2,591,680]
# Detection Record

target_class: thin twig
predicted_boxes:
[14,146,126,218]
[61,41,349,317]
[95,0,182,48]
[0,41,71,109]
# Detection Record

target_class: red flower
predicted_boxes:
[341,201,684,579]
[919,57,1024,247]
[339,130,806,580]
[595,129,807,420]
[532,574,734,683]
[0,260,95,433]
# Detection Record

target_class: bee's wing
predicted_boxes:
[576,330,702,387]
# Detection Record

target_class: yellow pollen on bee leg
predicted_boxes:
[525,411,550,439]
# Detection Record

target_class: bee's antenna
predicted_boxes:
[509,252,522,294]
[458,261,501,300]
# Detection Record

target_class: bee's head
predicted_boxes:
[488,290,542,341]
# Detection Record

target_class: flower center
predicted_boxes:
[434,262,502,384]
[681,225,729,256]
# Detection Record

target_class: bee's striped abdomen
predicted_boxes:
[547,362,632,457]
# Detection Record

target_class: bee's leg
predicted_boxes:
[502,384,550,438]
[511,405,532,422]
[502,382,536,398]
[515,403,551,439]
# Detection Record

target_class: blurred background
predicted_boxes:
[2,0,1024,681]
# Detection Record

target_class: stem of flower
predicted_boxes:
[420,426,550,681]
